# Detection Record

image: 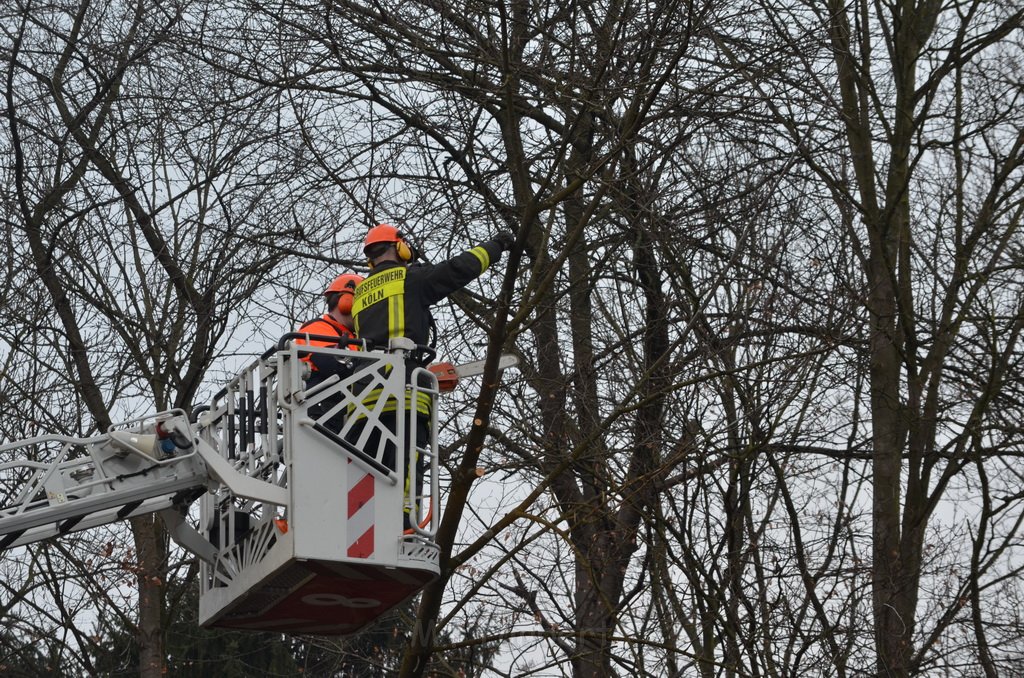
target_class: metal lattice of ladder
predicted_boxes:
[196,337,440,634]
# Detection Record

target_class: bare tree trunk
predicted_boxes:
[131,516,167,678]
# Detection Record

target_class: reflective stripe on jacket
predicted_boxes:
[348,387,433,420]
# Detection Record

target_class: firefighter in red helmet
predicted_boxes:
[353,224,513,347]
[295,272,364,430]
[349,224,514,528]
[297,272,363,367]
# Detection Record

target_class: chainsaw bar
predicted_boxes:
[454,354,519,377]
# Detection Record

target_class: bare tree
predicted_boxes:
[1,0,341,674]
[711,0,1024,673]
[225,1,767,676]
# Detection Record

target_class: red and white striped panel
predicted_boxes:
[347,460,374,558]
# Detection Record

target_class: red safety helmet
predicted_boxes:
[324,273,363,295]
[364,224,412,261]
[324,273,363,315]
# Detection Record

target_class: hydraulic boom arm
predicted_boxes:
[0,409,283,561]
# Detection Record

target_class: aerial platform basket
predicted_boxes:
[196,337,441,634]
[0,338,441,636]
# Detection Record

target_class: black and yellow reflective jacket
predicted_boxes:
[351,239,505,417]
[352,239,505,349]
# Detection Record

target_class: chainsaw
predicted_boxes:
[427,354,519,393]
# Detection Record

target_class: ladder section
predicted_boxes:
[197,348,290,590]
[0,410,208,550]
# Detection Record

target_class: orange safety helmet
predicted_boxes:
[324,273,363,315]
[363,223,413,262]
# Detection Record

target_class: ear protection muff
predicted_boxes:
[336,278,359,314]
[395,233,413,262]
[336,291,354,315]
[365,239,411,268]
